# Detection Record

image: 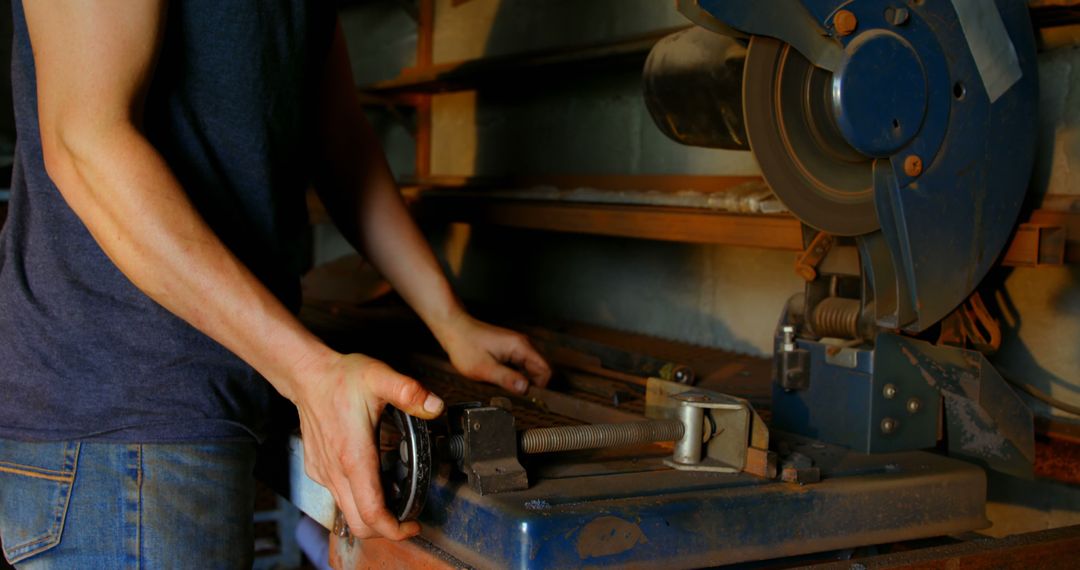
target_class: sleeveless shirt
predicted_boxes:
[0,0,335,442]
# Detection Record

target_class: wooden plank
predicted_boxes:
[413,196,805,250]
[410,174,764,193]
[410,185,1078,264]
[1001,223,1067,267]
[1029,208,1080,264]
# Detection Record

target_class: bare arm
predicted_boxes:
[25,0,437,541]
[313,24,551,392]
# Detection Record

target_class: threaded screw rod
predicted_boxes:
[446,419,685,460]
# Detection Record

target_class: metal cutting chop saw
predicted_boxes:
[646,0,1038,477]
[303,2,1044,567]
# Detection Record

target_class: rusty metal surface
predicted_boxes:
[1034,434,1080,485]
[543,321,775,407]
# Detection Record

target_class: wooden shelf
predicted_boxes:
[414,192,804,250]
[404,178,1080,265]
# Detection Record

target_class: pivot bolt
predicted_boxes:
[881,417,899,434]
[886,6,910,26]
[904,154,923,177]
[834,10,858,36]
[882,383,897,399]
[906,398,922,414]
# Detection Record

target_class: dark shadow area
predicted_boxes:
[982,265,1080,410]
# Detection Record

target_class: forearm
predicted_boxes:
[314,116,465,337]
[45,123,333,401]
[308,21,468,341]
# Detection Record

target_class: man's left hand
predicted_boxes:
[435,314,552,394]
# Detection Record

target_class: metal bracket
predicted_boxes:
[460,406,528,495]
[795,232,835,282]
[647,380,770,475]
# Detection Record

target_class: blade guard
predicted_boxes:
[685,0,1039,331]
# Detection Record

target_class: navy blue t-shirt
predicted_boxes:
[0,1,336,442]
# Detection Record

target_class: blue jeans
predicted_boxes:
[0,439,257,569]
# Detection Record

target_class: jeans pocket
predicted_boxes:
[0,441,79,565]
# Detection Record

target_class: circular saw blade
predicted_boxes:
[744,36,878,237]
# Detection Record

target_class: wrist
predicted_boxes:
[277,340,341,404]
[424,299,471,346]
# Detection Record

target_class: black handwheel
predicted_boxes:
[378,406,433,522]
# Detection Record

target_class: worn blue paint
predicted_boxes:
[770,331,1034,478]
[770,334,940,453]
[416,441,987,568]
[832,30,926,157]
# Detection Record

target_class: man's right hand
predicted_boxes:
[292,353,445,540]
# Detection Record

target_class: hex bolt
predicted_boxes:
[906,398,922,414]
[881,417,899,434]
[883,383,898,399]
[886,6,910,26]
[782,325,797,352]
[834,9,858,36]
[904,155,923,177]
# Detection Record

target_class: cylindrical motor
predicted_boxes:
[643,26,749,150]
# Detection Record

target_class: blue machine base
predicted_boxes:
[362,435,987,569]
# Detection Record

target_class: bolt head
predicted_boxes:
[886,6,910,26]
[883,383,897,399]
[834,9,858,36]
[906,398,922,414]
[881,417,899,434]
[904,155,923,177]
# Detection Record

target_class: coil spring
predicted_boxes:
[811,297,861,339]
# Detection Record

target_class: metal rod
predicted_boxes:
[447,419,685,460]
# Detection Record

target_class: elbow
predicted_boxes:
[39,122,84,188]
[38,117,130,192]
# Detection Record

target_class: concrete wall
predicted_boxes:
[421,0,777,357]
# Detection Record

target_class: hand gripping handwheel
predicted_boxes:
[378,406,433,522]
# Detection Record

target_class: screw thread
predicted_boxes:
[446,419,685,460]
[521,420,685,454]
